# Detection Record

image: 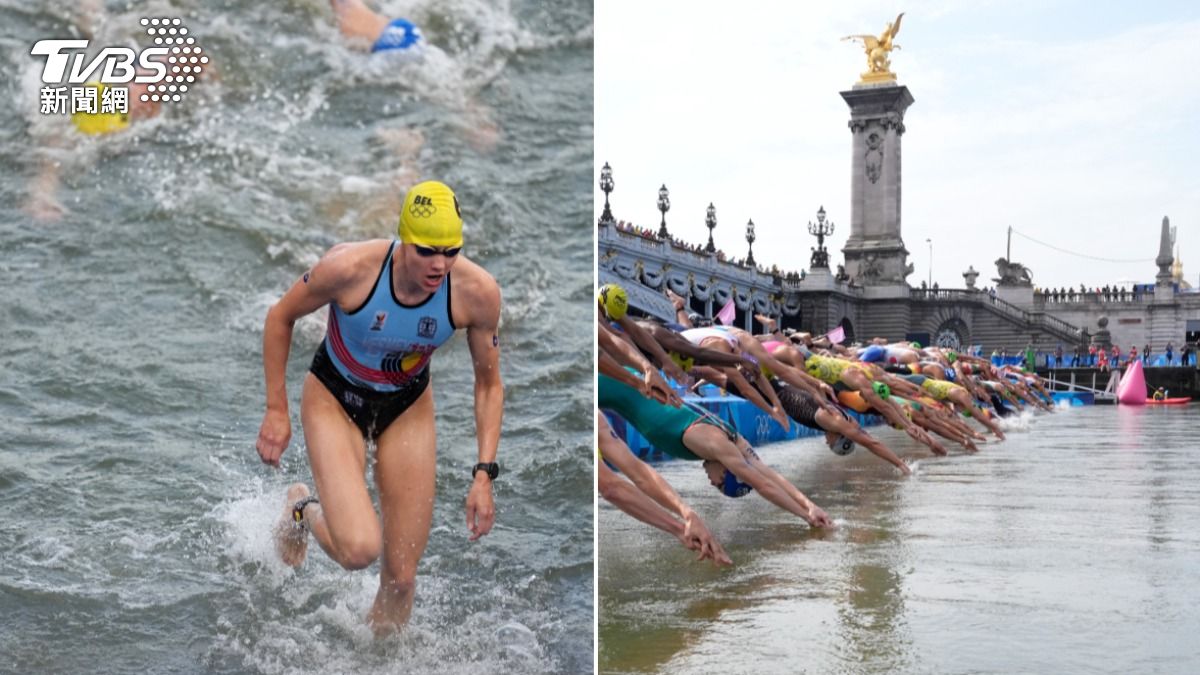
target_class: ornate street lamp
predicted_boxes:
[926,238,933,288]
[745,219,756,266]
[657,184,670,238]
[598,162,614,226]
[807,205,834,268]
[704,203,717,253]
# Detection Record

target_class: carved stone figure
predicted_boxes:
[993,257,1033,287]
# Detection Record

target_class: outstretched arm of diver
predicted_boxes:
[598,412,730,566]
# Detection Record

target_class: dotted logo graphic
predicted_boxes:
[139,17,207,104]
[409,195,436,218]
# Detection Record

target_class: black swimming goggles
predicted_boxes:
[414,245,462,258]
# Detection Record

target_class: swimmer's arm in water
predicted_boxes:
[461,263,504,542]
[256,243,366,466]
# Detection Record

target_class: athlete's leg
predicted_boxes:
[367,385,438,634]
[329,0,390,44]
[290,374,382,569]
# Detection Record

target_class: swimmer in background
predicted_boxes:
[22,1,207,222]
[326,0,501,152]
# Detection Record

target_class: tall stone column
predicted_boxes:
[840,84,915,286]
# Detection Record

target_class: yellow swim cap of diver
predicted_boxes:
[398,180,464,248]
[70,83,130,136]
[596,283,628,320]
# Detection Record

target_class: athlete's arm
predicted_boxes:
[256,243,361,467]
[615,315,687,383]
[599,322,679,407]
[462,266,504,542]
[598,412,730,566]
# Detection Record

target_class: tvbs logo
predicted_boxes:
[31,17,206,114]
[31,40,169,85]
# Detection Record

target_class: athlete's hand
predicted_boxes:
[256,408,291,467]
[644,369,682,408]
[661,360,688,387]
[771,408,790,430]
[682,511,732,567]
[805,505,834,529]
[465,476,495,541]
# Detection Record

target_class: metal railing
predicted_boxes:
[909,287,1084,343]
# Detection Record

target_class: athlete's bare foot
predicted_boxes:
[274,483,311,567]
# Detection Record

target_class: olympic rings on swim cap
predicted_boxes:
[721,470,753,498]
[872,382,891,400]
[597,283,628,320]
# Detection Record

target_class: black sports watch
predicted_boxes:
[472,462,500,481]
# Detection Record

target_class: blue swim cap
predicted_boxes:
[372,18,424,53]
[860,345,887,363]
[721,470,753,498]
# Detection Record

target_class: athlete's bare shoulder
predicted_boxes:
[313,239,393,284]
[451,255,500,326]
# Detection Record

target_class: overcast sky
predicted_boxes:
[595,0,1199,290]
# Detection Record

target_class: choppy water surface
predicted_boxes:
[0,1,593,672]
[599,404,1200,674]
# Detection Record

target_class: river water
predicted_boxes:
[599,403,1200,674]
[1,1,593,673]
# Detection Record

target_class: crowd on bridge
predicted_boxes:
[608,220,786,278]
[1036,285,1152,303]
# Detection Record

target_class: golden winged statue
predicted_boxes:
[842,12,905,83]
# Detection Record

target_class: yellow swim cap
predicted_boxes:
[70,83,130,136]
[398,181,464,247]
[596,283,628,320]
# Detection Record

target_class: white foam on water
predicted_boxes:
[997,408,1037,433]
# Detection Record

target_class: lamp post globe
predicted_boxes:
[657,184,671,238]
[745,218,756,266]
[598,162,614,226]
[704,203,717,253]
[807,205,834,269]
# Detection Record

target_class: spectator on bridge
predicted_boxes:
[1111,345,1120,368]
[1129,345,1138,365]
[1072,345,1082,367]
[1166,341,1175,365]
[1144,343,1151,364]
[1097,345,1109,373]
[1183,343,1194,367]
[989,287,997,304]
